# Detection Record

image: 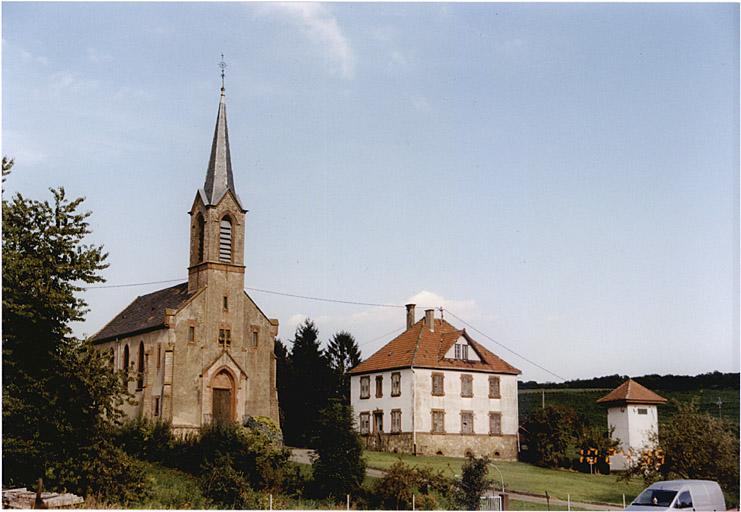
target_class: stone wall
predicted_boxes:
[361,432,518,460]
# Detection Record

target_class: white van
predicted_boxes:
[625,480,726,511]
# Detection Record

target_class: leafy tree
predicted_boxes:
[2,185,142,500]
[520,405,577,468]
[274,338,291,431]
[455,454,492,510]
[311,399,366,498]
[282,319,333,447]
[326,331,362,399]
[574,425,620,474]
[371,461,454,510]
[621,401,739,507]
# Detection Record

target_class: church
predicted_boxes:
[92,80,280,434]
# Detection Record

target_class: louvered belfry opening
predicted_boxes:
[196,214,205,262]
[219,217,232,262]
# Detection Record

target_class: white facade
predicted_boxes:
[350,367,518,456]
[607,403,659,470]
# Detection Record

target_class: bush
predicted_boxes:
[574,425,620,474]
[455,454,492,510]
[311,400,366,498]
[520,405,577,468]
[114,418,176,463]
[371,461,454,510]
[199,454,265,509]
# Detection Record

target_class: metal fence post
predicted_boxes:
[347,494,350,510]
[623,494,626,509]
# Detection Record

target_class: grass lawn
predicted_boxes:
[363,451,645,506]
[508,499,590,511]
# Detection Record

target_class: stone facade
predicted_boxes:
[360,433,518,459]
[93,88,280,432]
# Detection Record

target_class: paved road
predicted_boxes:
[289,448,622,510]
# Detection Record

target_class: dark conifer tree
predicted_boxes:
[326,331,362,400]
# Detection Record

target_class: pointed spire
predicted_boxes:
[201,56,243,209]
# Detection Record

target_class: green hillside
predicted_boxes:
[519,388,739,430]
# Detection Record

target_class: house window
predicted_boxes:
[252,331,258,348]
[218,329,231,347]
[375,376,383,398]
[391,409,402,433]
[223,296,228,311]
[431,410,445,433]
[637,408,648,415]
[219,217,233,262]
[373,411,384,433]
[454,343,469,360]
[432,373,445,396]
[461,411,474,434]
[359,412,370,434]
[136,341,145,390]
[489,376,501,398]
[489,412,502,435]
[154,397,161,417]
[188,326,195,343]
[360,376,370,399]
[461,374,473,397]
[391,372,401,396]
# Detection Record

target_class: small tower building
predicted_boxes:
[596,379,667,471]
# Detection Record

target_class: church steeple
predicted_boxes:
[199,57,244,210]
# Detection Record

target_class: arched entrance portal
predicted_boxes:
[211,369,235,424]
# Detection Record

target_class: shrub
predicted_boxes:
[199,454,265,509]
[574,425,620,474]
[371,461,454,510]
[520,405,577,468]
[311,399,366,498]
[114,418,175,462]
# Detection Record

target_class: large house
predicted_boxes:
[92,82,280,434]
[349,305,521,459]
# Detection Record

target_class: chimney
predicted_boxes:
[405,304,416,330]
[425,309,435,332]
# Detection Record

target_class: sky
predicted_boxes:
[2,2,739,383]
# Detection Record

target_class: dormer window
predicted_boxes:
[219,217,232,262]
[454,343,469,360]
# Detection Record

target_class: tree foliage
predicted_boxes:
[455,454,493,511]
[371,461,454,510]
[311,399,366,498]
[326,331,362,400]
[520,405,577,468]
[2,184,143,500]
[621,401,739,506]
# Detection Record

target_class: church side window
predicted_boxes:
[136,341,145,390]
[154,397,161,417]
[218,329,231,347]
[219,217,233,262]
[196,213,205,262]
[188,326,195,343]
[157,345,161,370]
[123,344,130,374]
[251,330,258,348]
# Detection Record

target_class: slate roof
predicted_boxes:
[596,379,668,405]
[91,283,193,343]
[349,318,520,375]
[200,88,244,210]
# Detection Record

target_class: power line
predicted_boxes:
[81,277,565,380]
[357,326,406,348]
[445,310,567,382]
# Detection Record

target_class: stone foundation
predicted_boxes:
[362,432,518,460]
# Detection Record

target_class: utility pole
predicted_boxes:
[541,388,545,409]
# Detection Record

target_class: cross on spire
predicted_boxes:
[218,54,227,92]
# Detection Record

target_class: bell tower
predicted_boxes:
[188,72,247,294]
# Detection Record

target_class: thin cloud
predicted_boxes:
[257,3,355,79]
[87,47,113,64]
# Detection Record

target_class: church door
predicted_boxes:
[212,370,234,424]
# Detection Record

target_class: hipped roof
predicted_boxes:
[596,379,668,405]
[349,318,520,375]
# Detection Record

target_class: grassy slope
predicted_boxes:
[364,451,645,506]
[519,388,739,429]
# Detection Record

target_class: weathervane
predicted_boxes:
[218,53,228,91]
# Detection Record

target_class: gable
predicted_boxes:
[443,335,482,362]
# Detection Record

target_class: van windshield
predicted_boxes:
[633,489,678,507]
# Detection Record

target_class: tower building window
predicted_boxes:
[219,217,232,262]
[196,214,205,262]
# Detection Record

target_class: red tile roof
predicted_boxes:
[349,318,520,375]
[596,379,668,405]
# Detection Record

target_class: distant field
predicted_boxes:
[519,388,739,429]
